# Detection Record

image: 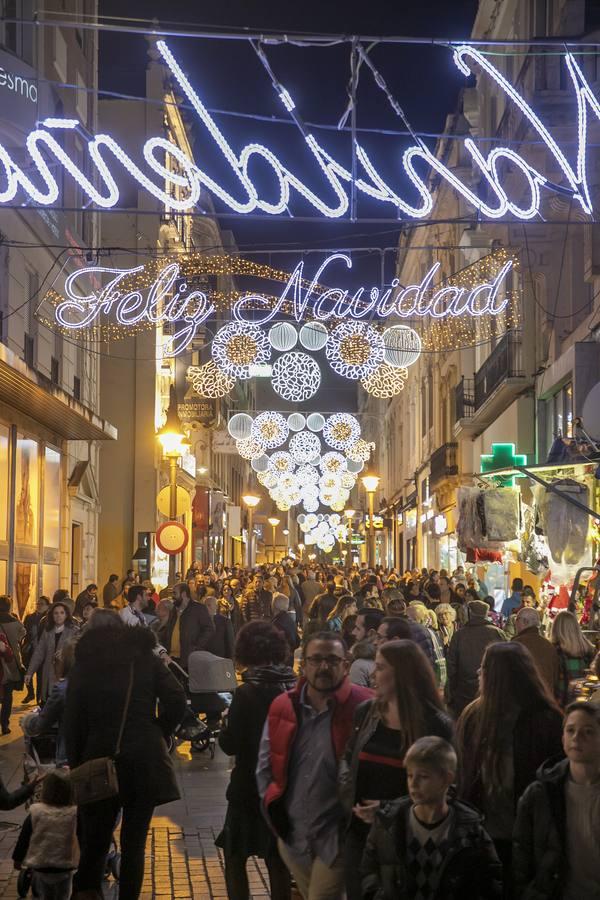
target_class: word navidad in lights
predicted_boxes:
[2,42,600,221]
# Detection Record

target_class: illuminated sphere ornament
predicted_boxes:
[287,413,306,432]
[305,514,319,530]
[299,321,329,351]
[268,322,298,352]
[271,352,321,402]
[323,413,361,451]
[228,413,253,440]
[347,458,365,474]
[306,413,325,432]
[321,451,347,475]
[347,439,375,462]
[269,451,295,473]
[289,431,321,464]
[303,497,319,513]
[361,364,408,399]
[187,362,235,399]
[326,322,384,380]
[236,437,264,460]
[212,322,270,379]
[383,325,422,368]
[296,464,320,485]
[251,454,270,473]
[341,471,357,489]
[251,412,289,449]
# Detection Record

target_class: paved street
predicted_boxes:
[0,692,271,899]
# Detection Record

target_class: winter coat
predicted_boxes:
[159,600,214,670]
[512,758,570,900]
[339,699,454,818]
[446,616,506,715]
[457,700,564,814]
[206,613,235,659]
[64,626,186,807]
[271,611,299,655]
[0,612,25,684]
[218,665,297,807]
[240,590,273,622]
[361,797,503,900]
[26,625,77,700]
[262,676,372,838]
[18,803,79,870]
[512,627,560,698]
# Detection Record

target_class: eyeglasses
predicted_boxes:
[304,655,346,667]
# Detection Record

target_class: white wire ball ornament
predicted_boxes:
[347,438,375,462]
[261,471,279,489]
[361,364,408,399]
[236,437,264,460]
[187,362,235,399]
[330,499,346,512]
[321,451,348,475]
[251,411,289,449]
[212,322,271,379]
[268,321,298,352]
[299,321,329,351]
[305,514,319,529]
[251,454,270,473]
[295,464,320,485]
[322,413,361,451]
[320,473,343,491]
[346,457,365,474]
[303,497,319,513]
[228,413,253,440]
[341,471,357,489]
[301,484,319,501]
[287,413,306,432]
[325,322,385,380]
[269,451,295,473]
[289,430,322,464]
[383,325,422,368]
[306,413,325,432]
[271,352,321,402]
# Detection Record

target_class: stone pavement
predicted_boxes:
[0,691,273,899]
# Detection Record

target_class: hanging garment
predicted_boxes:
[457,487,486,551]
[483,488,521,543]
[538,479,590,566]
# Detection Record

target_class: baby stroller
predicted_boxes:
[186,651,236,757]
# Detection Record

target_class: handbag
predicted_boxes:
[69,664,134,806]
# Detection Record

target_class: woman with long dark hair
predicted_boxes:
[25,602,77,701]
[216,621,296,900]
[339,639,453,900]
[456,641,563,871]
[327,594,358,632]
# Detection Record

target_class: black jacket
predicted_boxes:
[65,626,186,807]
[512,758,569,900]
[218,665,297,808]
[206,613,235,660]
[361,797,503,900]
[160,600,214,669]
[271,611,300,654]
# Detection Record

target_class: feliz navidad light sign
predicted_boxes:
[51,252,515,355]
[2,42,600,220]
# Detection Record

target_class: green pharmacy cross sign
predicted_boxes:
[480,443,527,487]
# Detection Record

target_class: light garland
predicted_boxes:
[322,413,361,451]
[271,351,321,401]
[289,430,322,464]
[187,361,235,398]
[361,363,408,398]
[251,411,289,449]
[326,321,384,380]
[212,322,271,379]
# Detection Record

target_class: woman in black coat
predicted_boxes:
[64,609,186,900]
[216,621,296,900]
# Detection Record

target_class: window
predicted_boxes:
[14,434,39,546]
[23,333,34,367]
[51,356,60,384]
[547,381,573,446]
[43,447,61,549]
[0,0,34,64]
[73,375,81,401]
[0,424,8,541]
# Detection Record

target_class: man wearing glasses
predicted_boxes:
[257,632,372,899]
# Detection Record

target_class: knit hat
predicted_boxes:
[468,599,490,619]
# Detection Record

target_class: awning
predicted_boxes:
[0,343,117,442]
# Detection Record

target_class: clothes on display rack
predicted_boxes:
[483,488,520,543]
[537,479,590,566]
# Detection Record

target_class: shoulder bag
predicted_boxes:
[69,663,134,806]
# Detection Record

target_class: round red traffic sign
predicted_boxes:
[156,521,189,555]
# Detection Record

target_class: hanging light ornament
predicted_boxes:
[268,321,297,352]
[296,464,320,485]
[321,451,348,475]
[269,451,295,473]
[289,430,321,464]
[347,457,365,474]
[303,497,319,513]
[299,321,329,351]
[383,325,422,368]
[325,321,384,380]
[212,322,271,379]
[306,413,325,432]
[347,438,375,462]
[251,454,270,472]
[187,362,235,398]
[322,413,361,451]
[287,412,306,432]
[361,363,408,399]
[251,411,289,449]
[236,437,265,460]
[228,413,254,440]
[341,471,357,489]
[271,351,321,401]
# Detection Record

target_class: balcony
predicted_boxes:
[429,442,458,488]
[454,332,534,438]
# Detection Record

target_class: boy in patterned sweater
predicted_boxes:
[360,737,502,900]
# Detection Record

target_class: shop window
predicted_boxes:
[547,381,573,444]
[14,562,36,618]
[0,424,8,542]
[42,564,59,599]
[43,447,61,549]
[14,434,39,547]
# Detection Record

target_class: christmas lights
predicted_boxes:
[271,351,321,401]
[212,322,271,379]
[326,321,384,380]
[361,363,408,398]
[228,413,254,440]
[287,413,306,432]
[1,43,597,222]
[322,413,361,451]
[289,431,322,464]
[306,413,325,432]
[268,321,298,352]
[187,362,235,399]
[269,451,295,473]
[251,411,289,449]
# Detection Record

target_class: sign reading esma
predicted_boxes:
[1,42,598,220]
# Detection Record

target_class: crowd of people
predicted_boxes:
[0,557,598,900]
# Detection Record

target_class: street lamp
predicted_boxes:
[242,493,260,569]
[157,386,189,586]
[361,472,380,569]
[344,508,355,568]
[267,516,280,565]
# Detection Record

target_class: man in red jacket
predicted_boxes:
[257,631,372,899]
